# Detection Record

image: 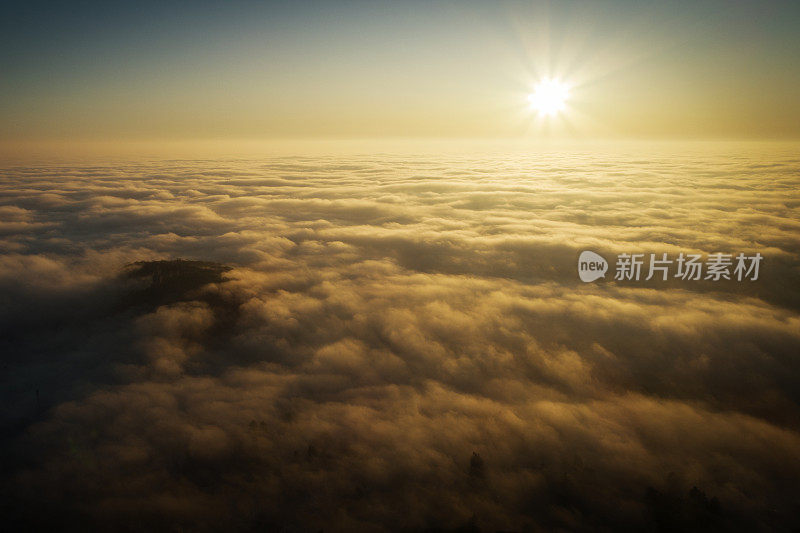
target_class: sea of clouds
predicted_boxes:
[1,143,799,531]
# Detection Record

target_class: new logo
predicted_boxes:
[578,251,608,282]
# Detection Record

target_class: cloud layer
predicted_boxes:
[1,143,799,531]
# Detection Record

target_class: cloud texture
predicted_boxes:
[1,143,799,531]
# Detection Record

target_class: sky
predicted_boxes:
[1,0,800,142]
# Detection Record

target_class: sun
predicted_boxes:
[528,78,570,116]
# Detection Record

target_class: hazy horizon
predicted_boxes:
[3,137,800,163]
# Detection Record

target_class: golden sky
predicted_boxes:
[1,0,799,141]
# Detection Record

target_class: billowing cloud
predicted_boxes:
[1,145,799,531]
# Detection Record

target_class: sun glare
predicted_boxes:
[528,78,570,116]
